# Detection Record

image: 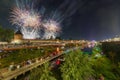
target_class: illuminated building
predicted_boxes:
[11,30,23,44]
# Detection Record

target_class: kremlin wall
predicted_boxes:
[11,30,83,44]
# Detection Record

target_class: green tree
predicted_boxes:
[60,50,95,80]
[56,36,61,40]
[29,67,43,80]
[92,56,117,80]
[29,62,56,80]
[0,26,14,42]
[39,62,56,80]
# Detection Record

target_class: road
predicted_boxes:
[0,43,65,51]
[0,46,80,80]
[0,53,63,80]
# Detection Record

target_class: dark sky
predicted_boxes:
[0,0,120,40]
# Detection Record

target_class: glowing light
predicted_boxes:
[10,0,63,39]
[43,20,61,39]
[10,0,42,39]
[10,8,41,28]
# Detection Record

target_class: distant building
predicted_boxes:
[11,30,23,44]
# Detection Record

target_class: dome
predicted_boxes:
[15,30,23,35]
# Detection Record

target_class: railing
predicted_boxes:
[0,47,80,80]
[0,44,64,51]
[0,53,63,80]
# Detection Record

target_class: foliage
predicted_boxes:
[92,56,117,80]
[29,62,56,80]
[92,45,102,54]
[102,42,120,63]
[29,67,44,80]
[16,47,120,80]
[51,67,62,80]
[39,62,57,80]
[55,36,61,40]
[60,50,95,80]
[0,47,55,69]
[101,42,120,79]
[0,26,14,42]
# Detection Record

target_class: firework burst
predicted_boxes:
[10,0,64,39]
[41,10,63,39]
[43,20,61,39]
[10,7,41,28]
[10,0,42,39]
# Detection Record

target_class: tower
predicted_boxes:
[11,30,23,44]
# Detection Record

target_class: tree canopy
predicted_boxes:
[60,50,95,80]
[0,26,14,42]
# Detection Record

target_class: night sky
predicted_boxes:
[0,0,120,40]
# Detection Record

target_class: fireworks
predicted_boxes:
[10,0,63,39]
[10,0,42,39]
[43,20,61,39]
[10,7,41,28]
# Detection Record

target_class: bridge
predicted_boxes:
[0,44,65,52]
[0,47,80,80]
[0,52,64,80]
[0,40,82,80]
[0,39,85,52]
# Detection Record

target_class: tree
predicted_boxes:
[56,36,61,40]
[29,62,56,80]
[0,26,14,42]
[39,62,57,80]
[60,50,95,80]
[29,67,43,80]
[92,56,117,80]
